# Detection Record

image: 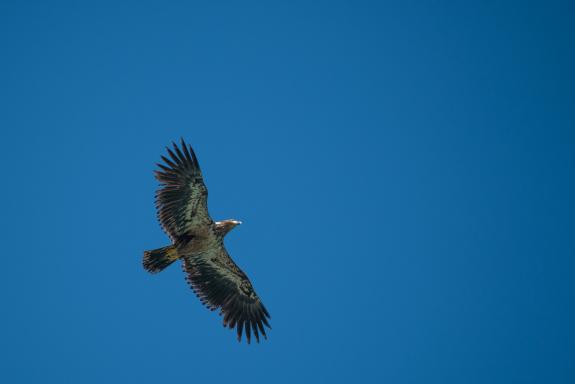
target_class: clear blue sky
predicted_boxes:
[1,1,574,383]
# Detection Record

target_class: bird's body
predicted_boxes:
[143,139,270,343]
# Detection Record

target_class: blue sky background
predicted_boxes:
[1,1,574,383]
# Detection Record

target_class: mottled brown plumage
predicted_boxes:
[143,139,270,343]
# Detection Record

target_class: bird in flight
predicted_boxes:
[143,139,271,343]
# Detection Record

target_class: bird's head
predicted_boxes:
[216,219,242,236]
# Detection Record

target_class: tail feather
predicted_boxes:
[143,245,179,273]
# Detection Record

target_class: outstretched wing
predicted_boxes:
[154,139,213,242]
[182,247,271,344]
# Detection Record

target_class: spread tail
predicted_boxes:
[143,245,179,273]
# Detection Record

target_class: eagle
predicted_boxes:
[143,139,271,343]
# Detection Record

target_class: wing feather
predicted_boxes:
[182,247,271,344]
[154,139,212,241]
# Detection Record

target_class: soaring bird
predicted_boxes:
[143,139,271,343]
